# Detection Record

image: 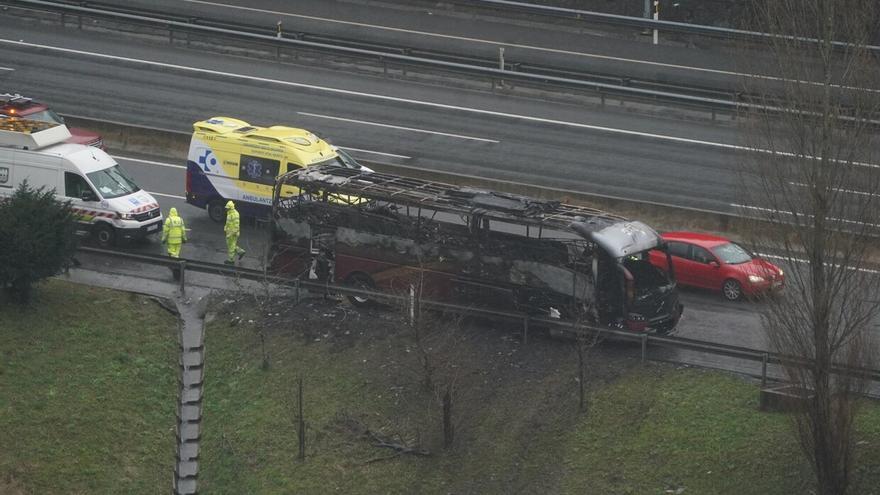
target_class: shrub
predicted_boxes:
[0,181,78,304]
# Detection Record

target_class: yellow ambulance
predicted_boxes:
[185,117,367,221]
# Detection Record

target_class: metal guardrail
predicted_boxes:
[78,245,880,386]
[8,0,877,125]
[1,0,745,113]
[447,0,880,53]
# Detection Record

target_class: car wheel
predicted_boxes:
[207,199,227,223]
[722,279,743,301]
[345,272,376,308]
[93,223,115,248]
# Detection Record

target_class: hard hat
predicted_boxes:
[225,200,235,210]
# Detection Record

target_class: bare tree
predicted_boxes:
[738,1,880,493]
[399,264,474,450]
[573,326,603,415]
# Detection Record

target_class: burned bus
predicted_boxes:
[270,165,682,334]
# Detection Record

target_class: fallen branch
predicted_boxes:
[364,428,431,457]
[361,452,403,465]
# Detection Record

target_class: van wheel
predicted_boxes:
[93,223,115,247]
[345,273,376,308]
[208,199,227,223]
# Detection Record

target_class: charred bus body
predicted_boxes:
[270,165,683,334]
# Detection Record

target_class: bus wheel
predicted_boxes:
[345,273,376,308]
[207,199,227,223]
[93,223,116,247]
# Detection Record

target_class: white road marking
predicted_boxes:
[0,66,13,72]
[181,0,824,88]
[789,181,879,197]
[339,147,411,159]
[148,191,186,200]
[116,156,186,169]
[757,252,880,275]
[4,38,878,168]
[298,112,498,143]
[731,203,880,228]
[119,146,408,170]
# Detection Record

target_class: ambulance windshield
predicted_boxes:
[315,149,371,171]
[87,165,141,199]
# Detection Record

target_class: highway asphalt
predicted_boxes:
[1,3,876,356]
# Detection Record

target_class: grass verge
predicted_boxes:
[0,279,178,494]
[200,298,880,495]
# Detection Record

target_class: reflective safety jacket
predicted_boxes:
[162,208,187,243]
[225,207,240,237]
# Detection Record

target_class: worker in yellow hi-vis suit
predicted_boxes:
[224,200,245,264]
[161,207,187,258]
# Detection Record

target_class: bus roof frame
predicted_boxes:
[273,165,664,258]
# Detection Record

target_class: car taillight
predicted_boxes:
[185,166,192,195]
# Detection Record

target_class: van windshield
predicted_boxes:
[22,109,65,125]
[315,152,364,170]
[87,165,140,199]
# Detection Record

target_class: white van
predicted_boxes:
[0,117,162,246]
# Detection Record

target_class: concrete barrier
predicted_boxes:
[65,115,751,235]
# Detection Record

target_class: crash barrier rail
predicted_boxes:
[442,0,880,53]
[78,246,880,391]
[9,0,877,125]
[0,0,795,118]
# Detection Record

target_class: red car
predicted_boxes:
[1,93,104,148]
[649,232,784,301]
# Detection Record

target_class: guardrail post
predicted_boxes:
[653,0,660,45]
[275,21,283,59]
[294,279,301,305]
[640,333,648,364]
[761,353,768,388]
[498,47,506,89]
[178,261,186,295]
[522,316,529,344]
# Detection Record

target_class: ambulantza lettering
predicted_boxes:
[242,193,272,205]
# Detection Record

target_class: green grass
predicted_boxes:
[0,280,178,494]
[560,368,880,495]
[201,301,880,495]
